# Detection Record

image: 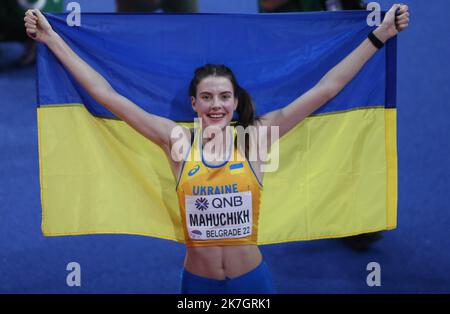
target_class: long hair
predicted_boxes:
[188,64,256,129]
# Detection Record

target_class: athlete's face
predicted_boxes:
[191,76,238,130]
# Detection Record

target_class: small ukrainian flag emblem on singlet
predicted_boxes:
[229,162,244,174]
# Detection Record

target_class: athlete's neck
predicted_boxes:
[201,126,233,162]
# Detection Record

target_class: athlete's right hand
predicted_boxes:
[24,9,54,44]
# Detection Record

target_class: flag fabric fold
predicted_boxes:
[37,12,397,244]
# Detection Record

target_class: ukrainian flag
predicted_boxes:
[37,12,397,244]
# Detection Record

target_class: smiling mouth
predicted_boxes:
[207,113,226,119]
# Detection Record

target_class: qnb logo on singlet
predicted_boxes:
[195,197,209,211]
[185,191,252,240]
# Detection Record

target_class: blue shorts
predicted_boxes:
[180,261,277,294]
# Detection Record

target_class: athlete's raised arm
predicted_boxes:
[259,3,409,139]
[24,9,182,156]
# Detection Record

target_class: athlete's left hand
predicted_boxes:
[379,3,410,40]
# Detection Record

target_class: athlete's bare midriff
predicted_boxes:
[184,245,262,280]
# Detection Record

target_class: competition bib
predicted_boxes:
[185,191,253,240]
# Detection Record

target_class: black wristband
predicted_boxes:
[368,31,385,49]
